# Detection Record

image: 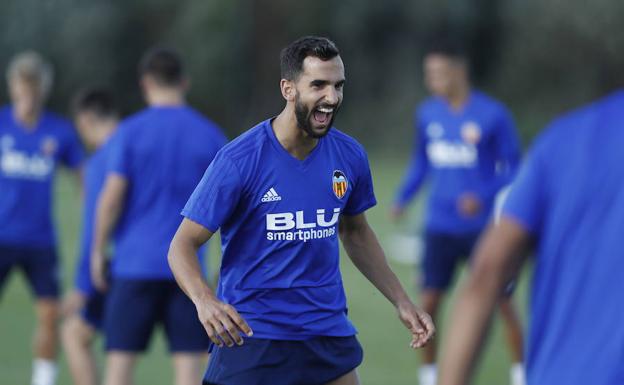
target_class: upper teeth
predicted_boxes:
[318,107,333,113]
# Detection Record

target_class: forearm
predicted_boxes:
[438,220,526,385]
[92,193,122,254]
[437,270,502,385]
[341,224,411,307]
[168,236,215,305]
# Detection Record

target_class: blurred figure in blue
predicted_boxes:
[438,89,624,385]
[90,47,227,385]
[391,37,525,385]
[62,87,119,385]
[0,51,84,385]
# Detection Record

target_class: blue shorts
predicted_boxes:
[105,279,210,353]
[80,291,107,330]
[0,245,60,299]
[203,336,363,385]
[421,232,515,296]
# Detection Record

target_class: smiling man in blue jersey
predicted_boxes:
[90,47,227,385]
[168,36,435,385]
[61,88,119,385]
[0,51,84,385]
[391,37,525,385]
[438,89,624,385]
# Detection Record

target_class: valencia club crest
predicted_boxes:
[332,170,348,199]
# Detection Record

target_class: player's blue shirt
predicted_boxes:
[183,119,377,340]
[395,90,520,234]
[503,90,624,385]
[0,106,83,247]
[74,141,111,295]
[108,105,226,279]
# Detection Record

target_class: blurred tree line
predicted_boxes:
[0,0,622,151]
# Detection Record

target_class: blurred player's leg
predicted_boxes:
[326,369,360,385]
[172,353,208,385]
[499,299,525,385]
[32,299,59,385]
[62,314,97,385]
[104,352,137,385]
[419,290,442,385]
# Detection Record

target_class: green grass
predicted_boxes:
[0,154,528,384]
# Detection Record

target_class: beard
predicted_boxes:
[294,93,339,139]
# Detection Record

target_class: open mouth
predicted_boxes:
[312,106,334,126]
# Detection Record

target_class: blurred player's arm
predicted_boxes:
[90,173,127,291]
[169,219,252,348]
[437,217,529,385]
[391,117,429,220]
[339,212,435,348]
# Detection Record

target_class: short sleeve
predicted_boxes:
[343,148,377,216]
[106,125,131,177]
[181,152,243,232]
[60,123,84,169]
[502,143,547,234]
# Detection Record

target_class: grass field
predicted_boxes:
[0,153,529,385]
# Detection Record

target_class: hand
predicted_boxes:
[457,192,482,218]
[396,300,435,349]
[61,290,86,318]
[195,294,253,348]
[90,250,109,292]
[389,205,406,223]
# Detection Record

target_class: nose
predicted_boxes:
[324,86,340,106]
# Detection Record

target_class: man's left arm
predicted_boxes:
[338,212,435,349]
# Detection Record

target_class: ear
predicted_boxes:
[280,79,296,102]
[139,75,151,92]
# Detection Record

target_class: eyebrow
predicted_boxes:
[309,79,346,87]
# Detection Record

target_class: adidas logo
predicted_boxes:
[261,187,282,202]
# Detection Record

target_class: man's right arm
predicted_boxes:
[437,217,530,385]
[168,218,252,347]
[392,114,429,220]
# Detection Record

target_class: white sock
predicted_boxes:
[419,364,437,385]
[31,359,58,385]
[510,362,526,385]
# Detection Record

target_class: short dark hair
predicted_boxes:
[139,46,185,86]
[280,36,340,80]
[72,87,118,119]
[424,34,468,61]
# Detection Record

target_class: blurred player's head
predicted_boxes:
[138,46,187,105]
[423,37,469,99]
[72,87,119,151]
[6,51,53,121]
[280,36,344,138]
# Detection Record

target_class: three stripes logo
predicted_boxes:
[261,187,282,203]
[332,170,348,199]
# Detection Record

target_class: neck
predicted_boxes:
[13,107,42,130]
[89,121,117,152]
[272,105,319,160]
[447,83,470,111]
[146,88,185,107]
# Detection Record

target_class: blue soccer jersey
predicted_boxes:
[503,90,624,385]
[0,106,83,247]
[74,141,111,295]
[182,119,377,339]
[395,90,520,234]
[107,106,226,279]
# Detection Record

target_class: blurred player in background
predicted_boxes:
[390,37,525,385]
[61,88,119,385]
[168,35,434,385]
[90,47,227,385]
[0,51,84,385]
[438,90,624,385]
